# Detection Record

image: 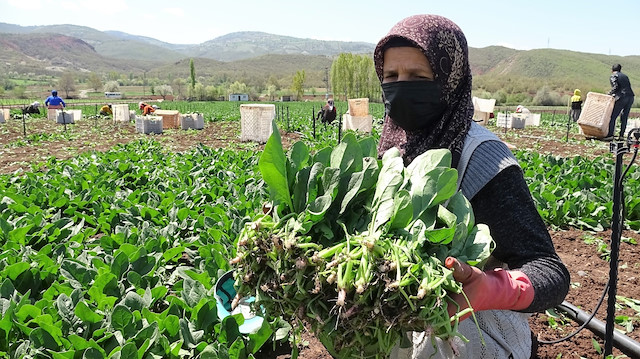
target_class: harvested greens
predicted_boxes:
[233,125,494,358]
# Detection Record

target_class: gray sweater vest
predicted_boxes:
[456,122,520,200]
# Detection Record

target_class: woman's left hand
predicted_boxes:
[444,257,535,321]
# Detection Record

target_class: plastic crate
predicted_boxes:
[180,113,204,130]
[348,98,369,117]
[240,104,275,143]
[56,110,75,124]
[135,115,163,134]
[154,110,180,129]
[496,113,525,129]
[112,104,130,123]
[342,114,373,133]
[577,92,614,138]
[47,105,63,121]
[0,109,8,123]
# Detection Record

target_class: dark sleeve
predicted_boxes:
[608,73,618,95]
[470,165,570,312]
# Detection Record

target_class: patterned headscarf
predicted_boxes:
[374,14,473,167]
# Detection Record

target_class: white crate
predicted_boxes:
[56,110,81,124]
[0,109,8,123]
[240,104,275,143]
[496,113,525,129]
[135,115,163,134]
[56,110,76,124]
[47,106,63,121]
[113,104,130,123]
[180,113,204,130]
[525,113,541,127]
[342,114,373,133]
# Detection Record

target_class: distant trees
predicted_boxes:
[103,81,120,92]
[330,53,379,101]
[157,85,173,100]
[172,78,186,99]
[58,72,76,98]
[87,73,103,92]
[190,59,196,90]
[292,70,305,100]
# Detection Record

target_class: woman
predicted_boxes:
[570,89,582,122]
[375,15,570,358]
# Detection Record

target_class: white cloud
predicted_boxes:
[7,0,42,11]
[163,7,184,17]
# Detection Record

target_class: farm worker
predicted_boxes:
[139,102,155,116]
[317,98,337,124]
[606,63,635,140]
[44,90,65,110]
[515,104,530,113]
[99,104,112,116]
[374,14,569,359]
[569,89,582,122]
[23,101,41,115]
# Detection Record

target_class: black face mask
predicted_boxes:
[382,81,447,132]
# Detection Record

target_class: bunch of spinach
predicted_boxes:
[234,124,494,358]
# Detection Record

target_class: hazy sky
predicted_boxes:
[1,0,639,56]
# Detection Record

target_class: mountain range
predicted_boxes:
[1,23,639,93]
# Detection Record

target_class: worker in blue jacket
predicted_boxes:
[44,90,66,109]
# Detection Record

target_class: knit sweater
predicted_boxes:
[458,124,570,312]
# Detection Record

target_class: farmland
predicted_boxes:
[1,101,640,358]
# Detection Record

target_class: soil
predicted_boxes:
[1,116,638,358]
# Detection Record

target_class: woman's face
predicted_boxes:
[382,47,434,84]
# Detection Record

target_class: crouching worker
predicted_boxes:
[317,98,337,124]
[374,14,570,359]
[99,104,113,116]
[23,101,41,115]
[139,102,156,116]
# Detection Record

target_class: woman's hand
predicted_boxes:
[445,257,535,321]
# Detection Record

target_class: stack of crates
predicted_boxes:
[135,115,163,134]
[113,104,130,123]
[180,113,204,130]
[240,104,275,143]
[343,98,373,133]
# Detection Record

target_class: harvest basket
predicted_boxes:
[342,114,373,133]
[240,104,275,143]
[112,104,130,123]
[154,110,180,129]
[577,92,614,138]
[348,98,369,117]
[135,115,163,134]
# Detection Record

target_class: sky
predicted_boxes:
[1,0,639,57]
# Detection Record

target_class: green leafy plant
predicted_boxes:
[234,124,494,358]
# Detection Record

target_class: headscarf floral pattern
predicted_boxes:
[374,14,473,166]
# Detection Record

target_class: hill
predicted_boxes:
[0,33,156,75]
[0,23,374,62]
[1,22,639,103]
[182,31,373,62]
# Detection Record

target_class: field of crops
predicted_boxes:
[1,101,639,358]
